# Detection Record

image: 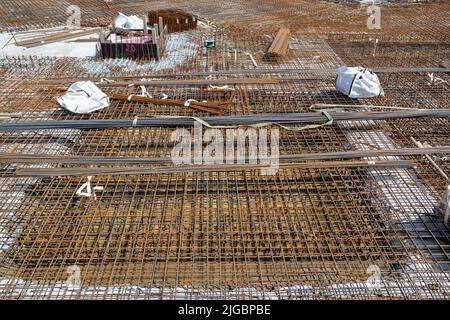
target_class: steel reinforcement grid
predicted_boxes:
[0,0,449,300]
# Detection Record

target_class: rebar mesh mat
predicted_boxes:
[0,0,449,300]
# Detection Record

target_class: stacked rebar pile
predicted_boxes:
[148,8,197,33]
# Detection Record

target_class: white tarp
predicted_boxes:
[336,66,384,98]
[57,81,110,114]
[114,12,144,30]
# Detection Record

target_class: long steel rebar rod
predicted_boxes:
[25,67,450,85]
[14,160,414,177]
[0,147,449,164]
[1,110,450,132]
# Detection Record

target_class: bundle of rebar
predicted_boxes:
[15,160,414,177]
[30,78,281,88]
[24,67,450,87]
[1,109,449,132]
[1,146,449,164]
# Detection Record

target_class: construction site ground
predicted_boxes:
[0,0,449,299]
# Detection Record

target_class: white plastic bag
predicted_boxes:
[336,66,384,98]
[435,185,450,226]
[57,81,110,114]
[114,12,144,30]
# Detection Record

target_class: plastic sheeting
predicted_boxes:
[114,12,144,30]
[57,81,110,114]
[336,66,384,99]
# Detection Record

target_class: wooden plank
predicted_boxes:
[266,28,291,58]
[16,28,102,48]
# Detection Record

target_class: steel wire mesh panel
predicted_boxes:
[0,0,449,300]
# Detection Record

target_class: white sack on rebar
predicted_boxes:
[57,81,110,114]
